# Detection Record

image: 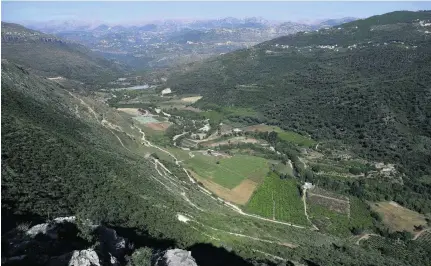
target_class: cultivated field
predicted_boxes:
[132,116,159,124]
[246,174,308,225]
[244,124,315,147]
[117,107,141,116]
[371,201,427,233]
[185,154,269,189]
[307,194,349,214]
[308,203,351,236]
[181,96,203,103]
[191,171,258,205]
[201,136,261,147]
[146,122,171,131]
[306,191,373,236]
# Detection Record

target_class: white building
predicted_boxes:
[161,88,172,95]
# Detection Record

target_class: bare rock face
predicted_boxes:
[48,249,101,266]
[156,249,198,266]
[68,249,101,266]
[25,216,76,239]
[3,216,131,266]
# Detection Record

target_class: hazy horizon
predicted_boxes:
[2,1,431,26]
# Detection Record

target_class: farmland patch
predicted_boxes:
[146,122,171,131]
[245,174,308,225]
[244,124,315,147]
[371,201,427,233]
[185,154,269,189]
[192,171,258,205]
[181,96,203,103]
[132,116,159,124]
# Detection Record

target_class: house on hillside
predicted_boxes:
[303,182,314,190]
[161,88,172,95]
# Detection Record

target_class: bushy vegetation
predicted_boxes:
[361,235,431,266]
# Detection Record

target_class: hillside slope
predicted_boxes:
[1,59,198,243]
[167,11,431,213]
[1,22,124,83]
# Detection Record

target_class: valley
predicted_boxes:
[2,9,431,266]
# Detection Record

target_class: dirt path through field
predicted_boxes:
[356,233,379,245]
[178,213,298,248]
[302,188,319,230]
[308,192,349,203]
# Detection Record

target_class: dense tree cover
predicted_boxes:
[167,11,431,214]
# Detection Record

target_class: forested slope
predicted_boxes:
[1,22,124,84]
[167,11,431,213]
[1,60,197,244]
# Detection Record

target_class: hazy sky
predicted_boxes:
[2,1,431,24]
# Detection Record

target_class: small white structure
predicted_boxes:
[161,88,172,95]
[303,182,314,190]
[232,128,242,133]
[199,124,210,132]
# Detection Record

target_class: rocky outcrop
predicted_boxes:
[2,216,131,266]
[68,249,101,266]
[48,249,101,266]
[155,249,198,266]
[96,226,129,259]
[2,217,199,266]
[26,216,76,239]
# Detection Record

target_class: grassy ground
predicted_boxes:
[244,124,315,147]
[185,154,269,189]
[245,173,308,225]
[370,201,427,233]
[276,129,316,147]
[307,193,374,237]
[308,203,351,236]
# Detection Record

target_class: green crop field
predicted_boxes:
[185,154,269,189]
[349,197,374,230]
[132,116,160,124]
[244,124,315,147]
[307,196,373,237]
[245,173,308,225]
[275,129,316,147]
[308,203,351,236]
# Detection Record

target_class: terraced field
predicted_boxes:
[306,188,373,236]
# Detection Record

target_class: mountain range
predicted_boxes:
[20,17,357,69]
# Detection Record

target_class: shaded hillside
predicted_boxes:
[167,11,431,213]
[0,59,197,245]
[1,22,125,84]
